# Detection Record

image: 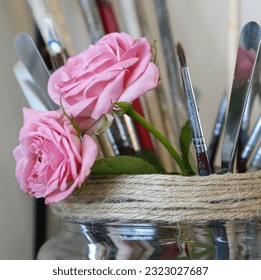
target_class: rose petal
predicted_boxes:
[119,62,160,102]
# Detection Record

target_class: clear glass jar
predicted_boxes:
[37,219,261,260]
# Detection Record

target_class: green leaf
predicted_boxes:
[179,120,195,175]
[91,156,159,175]
[135,149,166,173]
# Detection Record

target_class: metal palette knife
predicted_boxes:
[14,32,58,111]
[221,21,261,173]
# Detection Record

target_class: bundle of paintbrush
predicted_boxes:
[174,21,261,258]
[175,21,261,175]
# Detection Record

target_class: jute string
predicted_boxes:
[51,170,261,224]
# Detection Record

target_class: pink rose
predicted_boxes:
[13,108,97,204]
[48,32,160,131]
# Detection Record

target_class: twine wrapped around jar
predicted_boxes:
[51,170,261,224]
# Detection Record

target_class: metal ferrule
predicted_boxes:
[193,137,207,154]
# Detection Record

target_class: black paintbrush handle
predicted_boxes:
[34,198,46,259]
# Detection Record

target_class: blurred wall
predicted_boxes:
[0,0,35,259]
[0,0,260,259]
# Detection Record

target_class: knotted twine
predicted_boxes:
[51,170,261,224]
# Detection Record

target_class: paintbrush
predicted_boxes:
[176,42,230,259]
[154,0,188,136]
[176,42,211,176]
[78,0,104,43]
[27,0,68,69]
[240,115,261,172]
[46,0,77,57]
[95,0,118,33]
[208,93,227,171]
[248,144,261,172]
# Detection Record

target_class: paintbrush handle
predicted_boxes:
[238,115,261,172]
[78,0,104,43]
[27,0,62,55]
[193,136,212,176]
[96,0,118,33]
[208,94,227,170]
[181,67,203,137]
[180,66,212,176]
[196,152,212,176]
[248,145,261,172]
[181,67,208,148]
[241,115,261,159]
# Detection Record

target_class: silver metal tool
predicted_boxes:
[14,32,58,111]
[221,21,261,172]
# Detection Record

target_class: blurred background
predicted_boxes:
[0,0,260,259]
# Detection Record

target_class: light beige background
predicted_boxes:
[0,0,260,259]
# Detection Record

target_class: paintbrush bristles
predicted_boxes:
[176,42,187,67]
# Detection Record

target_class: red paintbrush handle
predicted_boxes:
[96,0,118,33]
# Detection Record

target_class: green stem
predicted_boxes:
[115,102,187,174]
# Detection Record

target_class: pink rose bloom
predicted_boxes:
[13,108,97,204]
[48,32,160,131]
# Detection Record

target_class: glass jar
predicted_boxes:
[37,172,261,260]
[37,219,261,260]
